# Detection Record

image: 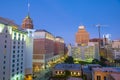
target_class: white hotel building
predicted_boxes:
[0,17,33,80]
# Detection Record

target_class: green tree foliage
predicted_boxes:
[64,56,74,64]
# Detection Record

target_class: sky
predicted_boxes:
[0,0,120,45]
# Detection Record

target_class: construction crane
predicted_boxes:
[95,24,108,58]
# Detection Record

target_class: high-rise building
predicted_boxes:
[0,17,33,80]
[33,29,55,72]
[75,25,89,46]
[72,42,100,61]
[21,2,35,80]
[54,36,64,55]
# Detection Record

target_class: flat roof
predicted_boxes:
[54,63,81,71]
[0,16,19,27]
[67,77,83,80]
[93,67,120,72]
[110,73,120,80]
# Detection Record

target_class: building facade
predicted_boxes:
[54,36,64,55]
[33,29,55,72]
[72,42,100,61]
[92,67,120,80]
[75,25,89,46]
[0,17,33,80]
[52,63,81,77]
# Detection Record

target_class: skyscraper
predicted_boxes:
[75,25,89,46]
[0,17,33,80]
[33,29,55,71]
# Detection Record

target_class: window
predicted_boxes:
[6,30,8,33]
[17,54,19,57]
[13,46,15,49]
[5,40,7,43]
[13,41,16,44]
[21,46,23,49]
[18,42,20,44]
[17,68,19,70]
[17,59,19,62]
[12,64,15,67]
[3,66,5,69]
[17,50,19,53]
[21,54,23,56]
[3,77,5,80]
[17,63,19,66]
[4,45,6,48]
[97,76,101,80]
[4,56,6,59]
[3,71,5,75]
[5,35,7,38]
[3,61,6,64]
[21,50,23,53]
[21,66,23,69]
[13,55,15,58]
[12,69,14,72]
[12,60,15,63]
[13,50,15,53]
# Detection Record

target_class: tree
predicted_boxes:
[64,56,74,64]
[92,58,99,64]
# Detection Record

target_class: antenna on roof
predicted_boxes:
[27,0,30,16]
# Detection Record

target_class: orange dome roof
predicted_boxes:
[22,15,33,29]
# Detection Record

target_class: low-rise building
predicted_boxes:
[53,63,81,77]
[92,67,120,80]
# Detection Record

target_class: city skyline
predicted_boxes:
[0,0,120,44]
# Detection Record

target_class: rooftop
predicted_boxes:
[67,77,83,80]
[0,16,19,27]
[93,67,120,72]
[110,73,120,80]
[54,63,81,71]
